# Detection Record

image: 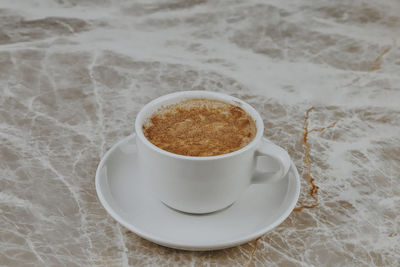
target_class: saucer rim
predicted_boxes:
[95,134,301,251]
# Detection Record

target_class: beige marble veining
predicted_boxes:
[1,0,400,266]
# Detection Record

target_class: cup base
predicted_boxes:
[160,200,235,215]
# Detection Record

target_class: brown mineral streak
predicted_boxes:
[294,107,337,212]
[344,44,392,88]
[245,237,262,267]
[344,76,361,87]
[368,46,391,71]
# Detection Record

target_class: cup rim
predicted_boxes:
[135,91,264,161]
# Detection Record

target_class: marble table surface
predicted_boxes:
[1,0,399,266]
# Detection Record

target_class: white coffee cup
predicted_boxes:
[135,91,291,214]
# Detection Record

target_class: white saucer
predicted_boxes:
[95,134,300,251]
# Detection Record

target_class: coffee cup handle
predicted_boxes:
[251,138,291,184]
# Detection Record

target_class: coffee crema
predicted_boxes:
[142,98,257,157]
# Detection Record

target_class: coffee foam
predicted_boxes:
[142,98,257,157]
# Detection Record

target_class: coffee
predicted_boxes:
[142,98,257,156]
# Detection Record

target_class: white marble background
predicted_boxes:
[0,0,399,266]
